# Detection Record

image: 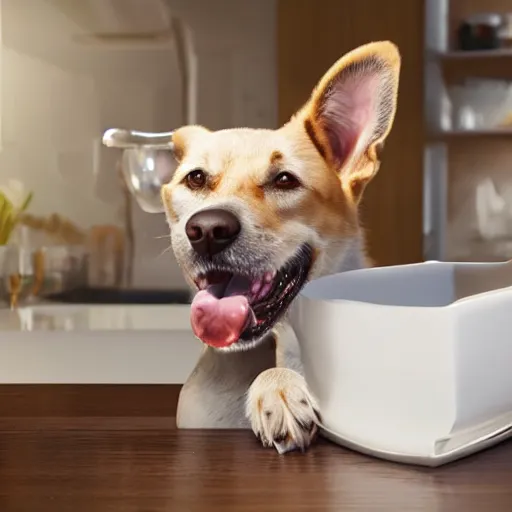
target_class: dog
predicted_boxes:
[161,41,401,454]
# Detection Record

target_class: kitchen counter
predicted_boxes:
[0,304,202,384]
[1,419,512,511]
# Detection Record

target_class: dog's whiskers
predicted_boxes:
[157,245,174,259]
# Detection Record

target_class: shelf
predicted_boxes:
[437,49,512,60]
[448,238,512,263]
[430,128,512,139]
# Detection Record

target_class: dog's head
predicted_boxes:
[162,41,400,351]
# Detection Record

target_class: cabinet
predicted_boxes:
[277,0,424,267]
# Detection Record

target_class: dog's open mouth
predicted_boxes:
[190,244,313,348]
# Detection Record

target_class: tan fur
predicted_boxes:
[163,42,401,453]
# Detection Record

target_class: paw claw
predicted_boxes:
[274,439,294,455]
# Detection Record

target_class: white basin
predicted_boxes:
[290,260,512,466]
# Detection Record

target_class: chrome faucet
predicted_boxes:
[102,16,197,214]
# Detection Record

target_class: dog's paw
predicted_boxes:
[246,367,320,454]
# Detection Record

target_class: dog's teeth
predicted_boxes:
[197,277,208,290]
[263,272,273,283]
[257,281,273,301]
[251,279,263,296]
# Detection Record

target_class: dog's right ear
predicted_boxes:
[294,41,400,195]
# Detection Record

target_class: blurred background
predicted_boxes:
[2,0,512,301]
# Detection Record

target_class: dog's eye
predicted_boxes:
[186,169,207,190]
[273,171,301,190]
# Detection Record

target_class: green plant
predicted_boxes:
[0,180,33,245]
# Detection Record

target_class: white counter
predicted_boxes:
[0,304,202,384]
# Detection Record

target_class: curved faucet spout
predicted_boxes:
[102,128,175,150]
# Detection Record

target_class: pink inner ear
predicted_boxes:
[320,71,380,169]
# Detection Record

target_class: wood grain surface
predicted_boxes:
[0,420,511,511]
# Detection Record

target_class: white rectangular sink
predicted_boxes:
[0,304,202,384]
[292,260,512,466]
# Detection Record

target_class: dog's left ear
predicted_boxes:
[299,41,400,197]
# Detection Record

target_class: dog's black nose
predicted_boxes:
[185,208,241,257]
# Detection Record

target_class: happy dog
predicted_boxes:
[162,41,400,453]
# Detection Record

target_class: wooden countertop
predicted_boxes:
[0,419,511,511]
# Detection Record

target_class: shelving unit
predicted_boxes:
[423,0,512,262]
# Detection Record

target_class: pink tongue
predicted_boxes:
[190,290,253,348]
